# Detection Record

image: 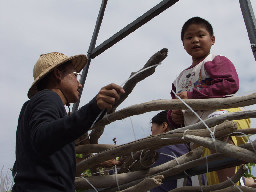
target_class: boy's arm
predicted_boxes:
[168,83,184,128]
[187,56,239,99]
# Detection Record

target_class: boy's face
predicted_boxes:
[183,24,215,65]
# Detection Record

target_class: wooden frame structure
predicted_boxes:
[72,1,256,191]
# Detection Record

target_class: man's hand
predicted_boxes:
[171,110,184,125]
[96,83,125,110]
[176,91,188,99]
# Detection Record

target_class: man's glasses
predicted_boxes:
[73,72,81,80]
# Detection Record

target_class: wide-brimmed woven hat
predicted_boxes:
[28,52,87,99]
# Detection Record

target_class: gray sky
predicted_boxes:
[1,0,256,178]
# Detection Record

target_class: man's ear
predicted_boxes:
[52,68,62,81]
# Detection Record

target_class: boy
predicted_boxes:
[167,17,250,185]
[12,52,125,192]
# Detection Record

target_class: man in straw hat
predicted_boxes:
[12,52,125,192]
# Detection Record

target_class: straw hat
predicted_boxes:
[28,52,87,99]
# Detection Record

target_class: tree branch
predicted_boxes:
[168,165,246,192]
[119,175,164,192]
[75,147,203,190]
[184,135,256,163]
[89,48,168,144]
[92,95,256,129]
[76,121,236,175]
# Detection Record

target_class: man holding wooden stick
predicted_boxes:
[12,52,124,192]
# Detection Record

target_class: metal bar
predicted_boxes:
[239,0,256,61]
[72,0,108,112]
[90,0,179,59]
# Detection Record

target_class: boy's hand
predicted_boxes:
[171,110,184,125]
[176,91,188,99]
[96,83,125,110]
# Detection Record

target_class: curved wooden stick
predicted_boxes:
[97,140,256,192]
[184,135,256,163]
[92,94,256,129]
[119,175,164,192]
[89,48,168,144]
[168,165,246,192]
[213,186,256,192]
[75,144,116,154]
[75,148,203,190]
[76,121,236,175]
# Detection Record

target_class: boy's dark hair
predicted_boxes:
[181,17,214,41]
[151,110,173,129]
[37,60,73,91]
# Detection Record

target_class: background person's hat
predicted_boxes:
[27,52,87,99]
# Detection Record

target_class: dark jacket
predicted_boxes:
[12,89,102,192]
[151,144,191,192]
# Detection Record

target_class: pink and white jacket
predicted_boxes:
[168,54,239,126]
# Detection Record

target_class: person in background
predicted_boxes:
[167,17,250,185]
[150,110,203,192]
[12,52,125,192]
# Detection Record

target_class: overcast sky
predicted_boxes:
[1,0,256,178]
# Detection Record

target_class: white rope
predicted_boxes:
[160,151,190,177]
[81,177,99,192]
[182,129,189,139]
[90,110,104,129]
[90,63,162,136]
[227,177,243,192]
[129,117,137,141]
[131,152,134,160]
[105,112,111,123]
[114,165,120,191]
[232,131,256,153]
[205,155,208,186]
[121,63,162,86]
[139,150,155,168]
[172,152,190,177]
[171,90,213,136]
[159,152,177,159]
[212,126,218,153]
[171,90,217,151]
